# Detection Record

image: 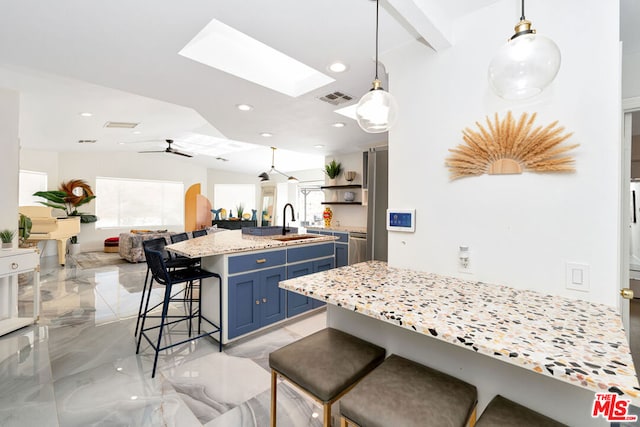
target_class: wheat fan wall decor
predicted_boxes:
[445,111,578,180]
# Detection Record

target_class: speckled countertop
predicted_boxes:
[279,260,640,401]
[166,229,337,258]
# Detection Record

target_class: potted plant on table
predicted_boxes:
[18,213,32,247]
[324,160,342,186]
[0,229,15,249]
[236,204,245,220]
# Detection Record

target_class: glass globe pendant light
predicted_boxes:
[488,0,561,100]
[356,0,398,133]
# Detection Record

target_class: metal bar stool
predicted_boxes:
[136,247,222,377]
[476,395,567,426]
[269,328,386,427]
[134,237,197,337]
[192,229,207,237]
[340,354,478,427]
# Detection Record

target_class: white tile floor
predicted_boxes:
[2,253,327,426]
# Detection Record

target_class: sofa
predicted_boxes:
[118,231,175,263]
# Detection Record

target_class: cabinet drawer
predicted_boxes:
[287,243,334,263]
[0,251,38,276]
[228,250,286,274]
[333,232,349,243]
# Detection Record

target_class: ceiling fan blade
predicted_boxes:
[171,150,193,158]
[138,150,165,153]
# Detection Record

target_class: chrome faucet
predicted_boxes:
[282,203,296,235]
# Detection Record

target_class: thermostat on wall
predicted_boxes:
[386,209,415,232]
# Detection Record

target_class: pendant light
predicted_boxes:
[488,0,561,100]
[258,147,298,182]
[355,0,398,133]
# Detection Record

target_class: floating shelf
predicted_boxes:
[321,201,362,205]
[320,184,362,190]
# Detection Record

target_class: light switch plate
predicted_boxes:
[566,262,589,292]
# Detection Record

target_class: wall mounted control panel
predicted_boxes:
[386,209,415,232]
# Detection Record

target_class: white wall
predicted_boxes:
[21,150,208,252]
[623,51,640,99]
[384,0,620,306]
[19,149,59,190]
[207,169,260,210]
[0,88,20,238]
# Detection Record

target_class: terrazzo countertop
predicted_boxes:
[279,260,640,402]
[306,226,367,234]
[166,229,337,258]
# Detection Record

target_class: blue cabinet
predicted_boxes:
[335,243,348,267]
[286,261,314,316]
[228,266,286,339]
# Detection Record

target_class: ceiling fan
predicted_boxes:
[138,139,193,158]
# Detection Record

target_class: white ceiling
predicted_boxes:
[0,0,637,172]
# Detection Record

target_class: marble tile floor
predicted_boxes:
[3,254,327,427]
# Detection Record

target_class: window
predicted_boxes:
[213,184,256,217]
[19,170,48,206]
[95,177,183,228]
[297,181,324,227]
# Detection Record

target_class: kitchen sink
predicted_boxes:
[270,234,323,242]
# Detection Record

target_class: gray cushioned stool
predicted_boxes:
[340,354,478,427]
[476,395,567,427]
[269,328,385,427]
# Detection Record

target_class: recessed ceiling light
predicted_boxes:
[179,18,334,97]
[314,144,325,149]
[118,142,126,145]
[260,132,273,138]
[130,396,138,400]
[332,122,346,128]
[132,131,142,135]
[236,104,253,111]
[79,112,93,117]
[328,62,348,73]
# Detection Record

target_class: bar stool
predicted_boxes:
[192,229,207,237]
[134,237,197,337]
[137,247,222,377]
[340,354,478,427]
[476,395,567,426]
[269,328,385,427]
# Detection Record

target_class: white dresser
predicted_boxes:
[0,248,40,336]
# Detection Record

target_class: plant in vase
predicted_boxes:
[33,179,98,224]
[236,204,244,220]
[324,160,342,186]
[0,229,15,249]
[18,213,32,247]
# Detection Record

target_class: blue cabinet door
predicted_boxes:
[260,266,286,326]
[228,271,261,339]
[335,243,348,267]
[311,258,334,308]
[286,261,314,317]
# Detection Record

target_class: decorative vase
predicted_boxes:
[1,242,11,250]
[68,243,80,256]
[251,209,257,221]
[328,178,337,186]
[345,171,356,182]
[323,207,333,228]
[344,191,355,202]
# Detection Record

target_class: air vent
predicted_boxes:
[318,91,354,106]
[77,139,97,144]
[104,121,139,129]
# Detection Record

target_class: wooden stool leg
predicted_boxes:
[271,370,277,427]
[323,402,332,427]
[467,405,477,427]
[340,417,348,427]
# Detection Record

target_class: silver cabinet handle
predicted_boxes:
[255,300,260,305]
[256,258,267,264]
[10,262,18,270]
[262,297,267,303]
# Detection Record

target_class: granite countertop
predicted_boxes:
[166,229,337,258]
[279,260,640,402]
[306,226,367,234]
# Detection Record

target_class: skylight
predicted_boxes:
[176,132,257,157]
[179,19,334,97]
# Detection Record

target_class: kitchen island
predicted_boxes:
[166,229,337,343]
[279,260,640,426]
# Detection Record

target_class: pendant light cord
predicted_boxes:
[520,0,525,21]
[374,0,379,80]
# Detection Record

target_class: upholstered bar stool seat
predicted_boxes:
[476,395,567,427]
[269,328,385,427]
[340,354,478,427]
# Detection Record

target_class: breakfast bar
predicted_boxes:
[279,260,640,426]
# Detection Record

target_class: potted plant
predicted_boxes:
[33,179,98,224]
[324,160,342,186]
[236,204,245,220]
[0,229,15,249]
[18,213,32,247]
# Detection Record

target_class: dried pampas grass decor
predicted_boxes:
[445,111,578,180]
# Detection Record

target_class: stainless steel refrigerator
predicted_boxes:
[364,147,388,261]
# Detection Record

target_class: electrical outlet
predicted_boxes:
[566,262,589,292]
[459,245,474,274]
